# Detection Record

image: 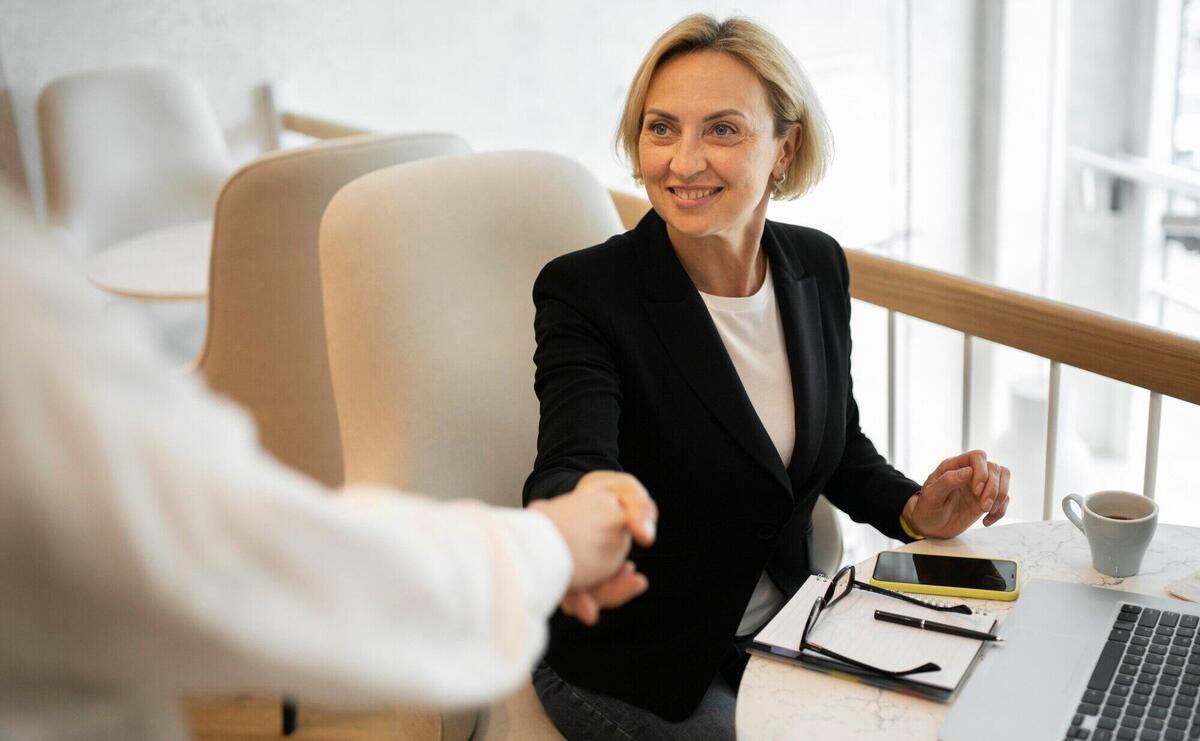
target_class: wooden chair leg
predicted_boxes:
[282,698,298,735]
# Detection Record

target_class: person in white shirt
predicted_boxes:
[0,190,657,740]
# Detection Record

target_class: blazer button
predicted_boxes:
[756,525,778,541]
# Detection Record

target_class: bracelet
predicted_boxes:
[899,513,926,540]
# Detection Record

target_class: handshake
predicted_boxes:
[529,471,658,626]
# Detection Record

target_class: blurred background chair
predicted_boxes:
[38,66,230,358]
[38,66,229,258]
[320,150,625,740]
[195,131,469,489]
[195,129,469,737]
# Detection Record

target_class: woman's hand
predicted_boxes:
[529,471,658,625]
[903,450,1010,539]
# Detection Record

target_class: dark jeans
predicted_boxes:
[531,638,751,741]
[532,662,734,741]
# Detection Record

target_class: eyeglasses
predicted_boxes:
[798,564,973,678]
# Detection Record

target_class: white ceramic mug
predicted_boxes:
[1062,490,1158,578]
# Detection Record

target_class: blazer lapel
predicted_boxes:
[633,212,792,495]
[761,223,827,488]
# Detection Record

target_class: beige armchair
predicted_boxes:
[195,131,469,488]
[319,150,621,505]
[319,150,625,739]
[318,152,842,736]
[194,131,469,737]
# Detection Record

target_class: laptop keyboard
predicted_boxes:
[1067,603,1200,740]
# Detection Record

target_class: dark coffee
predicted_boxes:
[1097,513,1135,521]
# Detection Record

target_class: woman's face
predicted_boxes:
[639,49,794,244]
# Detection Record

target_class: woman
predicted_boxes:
[523,14,1011,740]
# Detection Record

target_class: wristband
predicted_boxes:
[899,510,925,541]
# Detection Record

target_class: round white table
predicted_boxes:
[87,219,211,299]
[735,520,1200,740]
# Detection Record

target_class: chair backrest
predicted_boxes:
[808,495,844,576]
[319,151,622,504]
[38,67,230,253]
[195,132,470,487]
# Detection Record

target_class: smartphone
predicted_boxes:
[869,550,1021,601]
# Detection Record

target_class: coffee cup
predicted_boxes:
[1061,490,1158,577]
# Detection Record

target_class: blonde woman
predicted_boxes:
[523,14,1010,740]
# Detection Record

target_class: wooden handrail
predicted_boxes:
[845,250,1200,405]
[280,112,371,140]
[278,111,1200,405]
[600,184,1200,406]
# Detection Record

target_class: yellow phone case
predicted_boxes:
[868,550,1021,602]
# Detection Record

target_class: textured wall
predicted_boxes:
[0,0,975,255]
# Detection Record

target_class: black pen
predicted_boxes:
[874,609,1004,642]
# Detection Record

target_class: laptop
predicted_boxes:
[941,579,1200,741]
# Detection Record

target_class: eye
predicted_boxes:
[647,121,671,137]
[711,123,737,137]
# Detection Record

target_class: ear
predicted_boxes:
[776,122,802,173]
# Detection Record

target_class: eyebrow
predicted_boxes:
[644,108,749,123]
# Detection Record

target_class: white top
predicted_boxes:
[0,199,571,740]
[699,264,794,637]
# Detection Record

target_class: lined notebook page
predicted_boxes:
[754,575,996,691]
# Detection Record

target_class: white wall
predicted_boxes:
[0,41,27,198]
[1,1,975,242]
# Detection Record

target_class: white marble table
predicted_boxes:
[87,219,211,299]
[735,520,1200,740]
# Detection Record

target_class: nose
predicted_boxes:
[669,135,707,180]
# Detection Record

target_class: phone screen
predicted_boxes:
[872,552,1018,592]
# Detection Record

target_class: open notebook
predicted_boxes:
[750,574,997,701]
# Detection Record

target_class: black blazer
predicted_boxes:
[523,210,919,721]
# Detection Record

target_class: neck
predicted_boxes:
[667,202,769,298]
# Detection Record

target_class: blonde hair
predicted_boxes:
[616,14,833,200]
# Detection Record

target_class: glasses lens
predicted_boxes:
[824,565,853,607]
[802,597,823,640]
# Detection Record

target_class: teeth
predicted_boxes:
[675,188,717,200]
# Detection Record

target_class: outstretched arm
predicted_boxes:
[0,204,645,712]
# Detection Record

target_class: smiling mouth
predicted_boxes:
[668,186,723,201]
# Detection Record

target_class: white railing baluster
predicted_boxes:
[962,334,973,452]
[888,310,897,465]
[1043,362,1062,520]
[1144,392,1162,500]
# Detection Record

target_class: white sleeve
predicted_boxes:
[0,210,572,710]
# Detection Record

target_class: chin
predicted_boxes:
[652,201,711,231]
[660,213,714,236]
